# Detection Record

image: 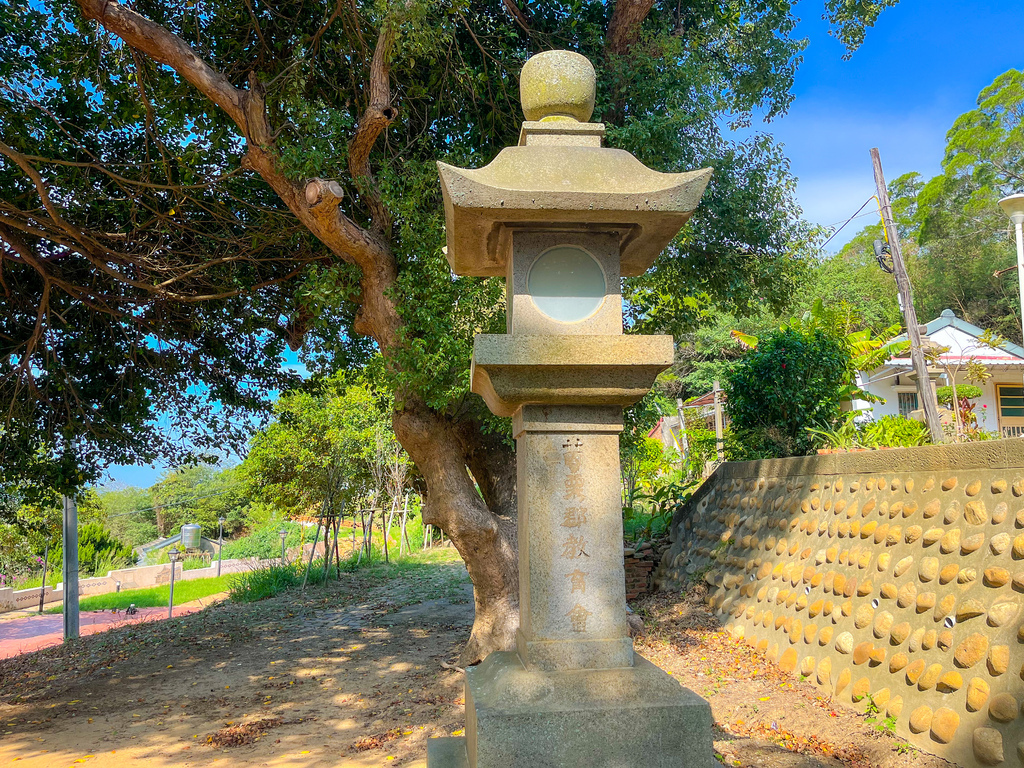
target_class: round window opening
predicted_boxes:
[527,246,606,323]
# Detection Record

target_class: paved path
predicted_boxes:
[0,595,226,659]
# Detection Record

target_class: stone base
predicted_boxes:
[427,737,470,768]
[431,650,714,768]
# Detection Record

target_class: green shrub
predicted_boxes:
[726,327,848,457]
[221,519,303,560]
[861,415,931,448]
[58,523,135,576]
[935,384,983,407]
[228,559,332,603]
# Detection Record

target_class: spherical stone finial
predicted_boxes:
[520,50,596,123]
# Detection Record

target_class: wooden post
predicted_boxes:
[398,494,409,557]
[62,496,79,641]
[712,380,725,463]
[675,397,690,474]
[871,148,944,443]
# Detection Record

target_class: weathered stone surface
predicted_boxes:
[937,630,953,651]
[923,527,944,546]
[939,562,959,583]
[965,500,988,525]
[972,727,1004,766]
[954,634,989,668]
[940,528,961,553]
[894,555,914,577]
[988,598,1020,628]
[905,659,926,684]
[923,498,941,518]
[889,652,909,673]
[919,557,939,582]
[985,567,1011,588]
[916,592,936,612]
[958,599,987,622]
[897,582,917,608]
[959,567,978,585]
[962,533,986,554]
[966,678,991,712]
[930,708,959,744]
[835,632,854,654]
[934,594,956,621]
[917,663,942,691]
[988,646,1010,676]
[989,693,1019,723]
[890,622,911,645]
[909,705,932,734]
[966,479,983,497]
[936,670,962,693]
[941,477,958,492]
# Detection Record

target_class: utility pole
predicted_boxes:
[62,495,79,641]
[871,148,944,443]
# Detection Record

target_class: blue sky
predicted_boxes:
[757,0,1021,251]
[102,0,1019,488]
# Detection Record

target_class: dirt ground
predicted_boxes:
[0,552,959,768]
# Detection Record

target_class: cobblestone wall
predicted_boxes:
[656,439,1024,768]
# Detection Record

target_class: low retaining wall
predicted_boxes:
[656,439,1024,768]
[0,543,322,615]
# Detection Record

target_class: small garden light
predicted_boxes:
[279,527,288,565]
[168,547,180,620]
[217,516,226,577]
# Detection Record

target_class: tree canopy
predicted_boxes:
[1,0,900,660]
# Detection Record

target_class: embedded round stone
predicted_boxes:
[955,634,989,668]
[940,528,961,553]
[936,670,962,693]
[520,50,596,122]
[894,556,914,577]
[887,695,904,718]
[966,678,991,712]
[836,632,854,655]
[989,693,1019,723]
[985,568,1012,588]
[988,598,1020,628]
[934,594,956,621]
[930,708,960,744]
[905,659,926,684]
[992,532,1011,554]
[897,582,917,608]
[942,477,958,492]
[962,533,986,554]
[917,663,943,690]
[816,656,832,685]
[889,653,909,673]
[851,677,871,702]
[909,705,933,733]
[994,479,1009,494]
[890,622,911,645]
[905,525,923,544]
[923,498,941,518]
[958,598,987,622]
[852,642,873,665]
[966,479,983,496]
[988,646,1010,676]
[973,727,1004,766]
[919,557,939,582]
[1014,534,1024,559]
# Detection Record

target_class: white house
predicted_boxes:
[855,309,1024,437]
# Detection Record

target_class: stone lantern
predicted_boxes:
[429,50,714,768]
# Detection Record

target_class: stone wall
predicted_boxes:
[656,439,1024,768]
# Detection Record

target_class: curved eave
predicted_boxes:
[439,146,712,277]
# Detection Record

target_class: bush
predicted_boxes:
[726,327,849,457]
[220,519,303,560]
[935,384,982,407]
[861,416,931,448]
[229,559,331,603]
[61,523,135,576]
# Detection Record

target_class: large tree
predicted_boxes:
[1,0,896,661]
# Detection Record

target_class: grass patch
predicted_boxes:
[46,574,237,612]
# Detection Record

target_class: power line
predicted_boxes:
[102,489,233,518]
[818,197,878,252]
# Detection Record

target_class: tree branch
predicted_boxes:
[348,24,398,237]
[605,0,656,56]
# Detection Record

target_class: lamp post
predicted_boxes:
[217,516,226,577]
[167,547,180,620]
[999,195,1024,374]
[278,527,288,566]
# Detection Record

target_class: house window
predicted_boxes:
[998,386,1024,418]
[897,392,918,417]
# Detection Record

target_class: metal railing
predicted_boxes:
[1002,425,1024,439]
